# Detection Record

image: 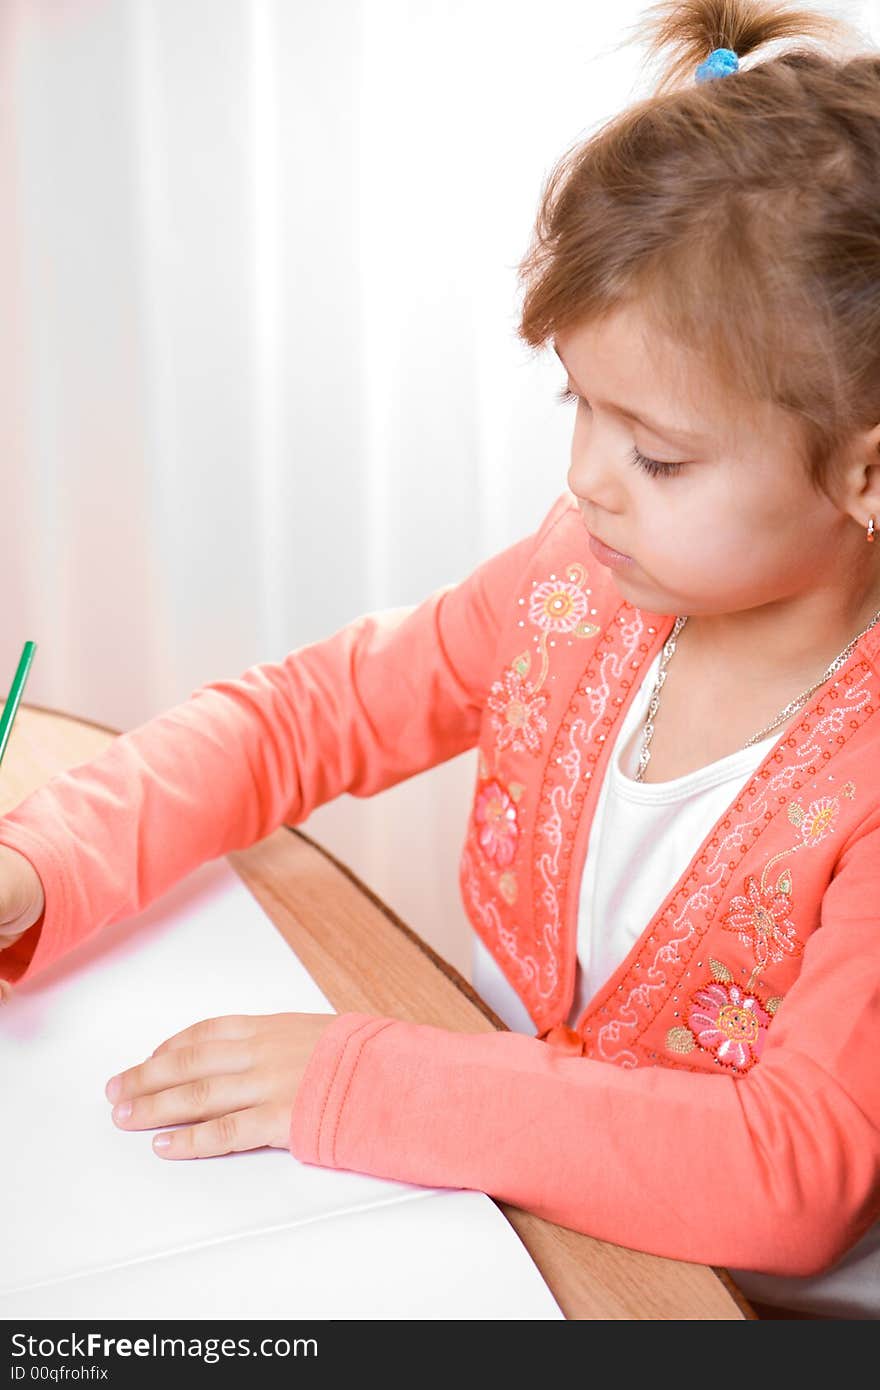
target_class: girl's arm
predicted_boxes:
[289,807,880,1278]
[0,492,575,988]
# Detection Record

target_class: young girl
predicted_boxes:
[2,0,879,1319]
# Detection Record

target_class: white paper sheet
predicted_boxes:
[2,1188,562,1320]
[1,854,562,1320]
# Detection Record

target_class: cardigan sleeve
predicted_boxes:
[0,491,575,989]
[289,804,880,1278]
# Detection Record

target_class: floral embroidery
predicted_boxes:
[721,873,802,969]
[664,788,859,1071]
[529,578,591,634]
[666,958,781,1073]
[795,795,843,846]
[474,779,519,867]
[718,788,853,982]
[686,981,771,1072]
[475,561,601,898]
[488,564,600,748]
[487,668,549,755]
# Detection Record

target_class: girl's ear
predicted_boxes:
[833,422,880,524]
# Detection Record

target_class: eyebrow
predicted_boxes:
[552,343,709,445]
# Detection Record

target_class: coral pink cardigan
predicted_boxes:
[2,490,879,1277]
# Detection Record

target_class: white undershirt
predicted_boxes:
[471,646,880,1317]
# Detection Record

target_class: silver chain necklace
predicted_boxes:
[635,605,880,783]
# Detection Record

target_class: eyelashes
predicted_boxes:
[630,446,683,480]
[555,386,684,479]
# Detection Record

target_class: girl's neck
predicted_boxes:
[679,570,880,690]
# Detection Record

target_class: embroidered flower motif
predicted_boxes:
[474,780,519,867]
[528,579,589,634]
[686,981,770,1072]
[666,961,782,1069]
[721,873,803,968]
[794,796,839,846]
[487,669,549,754]
[474,560,600,847]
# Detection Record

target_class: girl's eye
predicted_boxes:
[555,385,684,478]
[630,446,683,479]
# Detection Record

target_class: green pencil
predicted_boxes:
[0,641,37,769]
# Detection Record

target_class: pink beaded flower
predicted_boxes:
[474,779,519,867]
[687,982,770,1072]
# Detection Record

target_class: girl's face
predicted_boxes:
[555,303,856,621]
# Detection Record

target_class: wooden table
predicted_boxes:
[1,702,755,1320]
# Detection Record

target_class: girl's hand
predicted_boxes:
[0,844,47,1005]
[104,1012,338,1159]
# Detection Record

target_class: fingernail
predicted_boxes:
[153,1134,171,1151]
[113,1101,132,1122]
[106,1076,121,1102]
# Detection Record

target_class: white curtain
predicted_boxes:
[1,0,876,978]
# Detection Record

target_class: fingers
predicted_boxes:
[149,1014,260,1057]
[103,1012,326,1159]
[151,1103,279,1160]
[105,1038,258,1124]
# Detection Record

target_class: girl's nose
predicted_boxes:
[566,408,633,514]
[567,453,620,516]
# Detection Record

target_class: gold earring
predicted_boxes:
[868,517,876,543]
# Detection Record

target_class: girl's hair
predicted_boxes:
[516,0,880,500]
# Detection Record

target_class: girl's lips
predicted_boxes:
[587,531,633,567]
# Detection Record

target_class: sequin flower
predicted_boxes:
[528,579,589,634]
[721,873,803,968]
[687,982,770,1072]
[474,780,519,867]
[487,670,549,755]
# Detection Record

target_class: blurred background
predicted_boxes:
[1,0,877,979]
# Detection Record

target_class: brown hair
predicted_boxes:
[515,0,880,500]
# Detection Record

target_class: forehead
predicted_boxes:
[553,306,792,454]
[552,320,712,445]
[555,305,700,405]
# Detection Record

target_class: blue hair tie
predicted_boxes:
[694,46,740,82]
